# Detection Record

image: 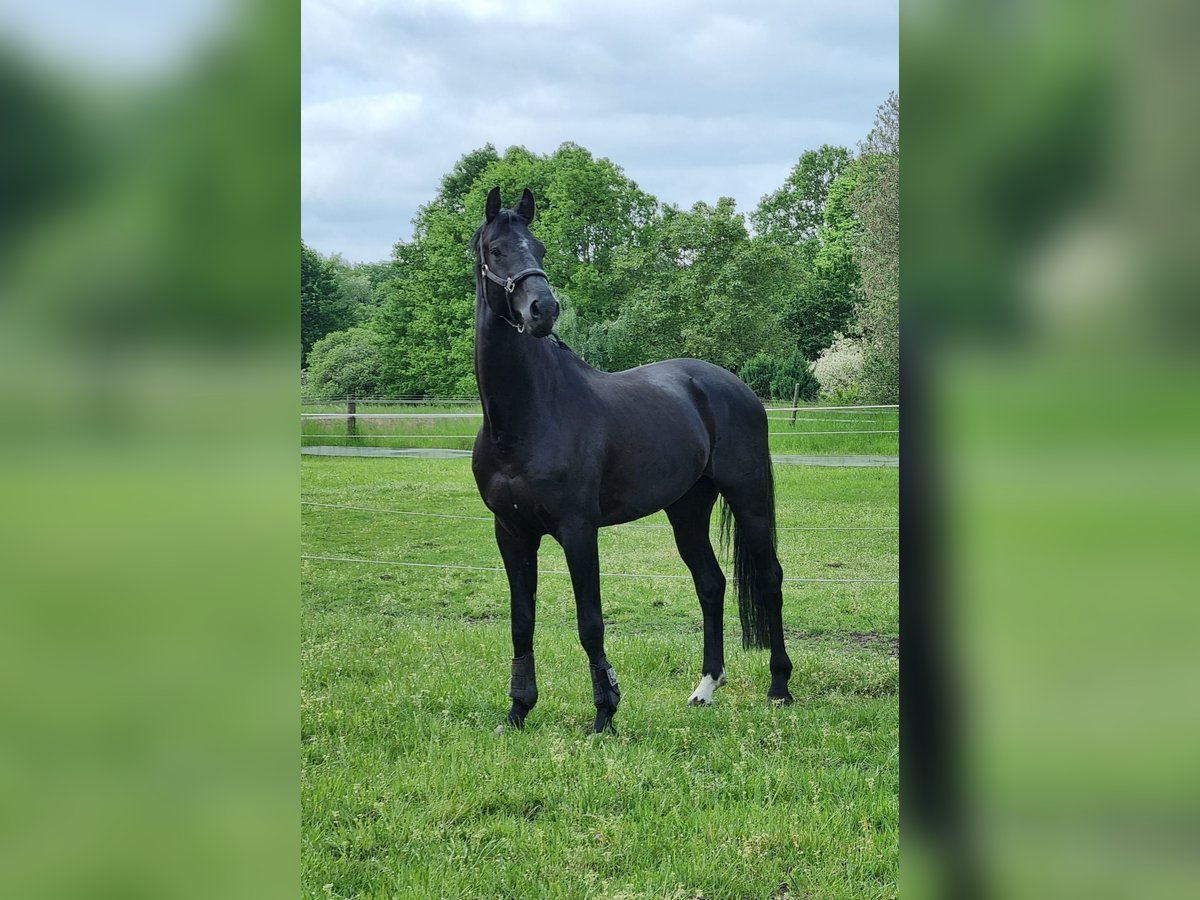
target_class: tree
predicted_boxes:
[752,145,853,249]
[301,241,354,364]
[579,199,787,373]
[850,93,900,403]
[305,326,391,399]
[780,161,865,359]
[374,143,658,393]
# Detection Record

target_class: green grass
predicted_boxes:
[300,403,899,457]
[302,458,898,898]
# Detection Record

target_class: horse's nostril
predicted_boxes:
[529,300,542,320]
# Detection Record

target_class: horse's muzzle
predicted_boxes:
[525,296,559,337]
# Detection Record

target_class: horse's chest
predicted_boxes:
[480,468,569,529]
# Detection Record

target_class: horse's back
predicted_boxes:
[606,357,765,438]
[588,359,767,515]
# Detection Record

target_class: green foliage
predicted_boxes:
[849,94,900,403]
[304,326,392,400]
[737,352,776,398]
[752,144,853,248]
[777,161,864,360]
[738,350,818,401]
[769,349,820,402]
[752,146,864,364]
[582,199,788,372]
[825,383,863,406]
[301,240,355,364]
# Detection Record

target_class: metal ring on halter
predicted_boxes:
[480,259,548,333]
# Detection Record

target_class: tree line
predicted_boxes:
[302,93,898,403]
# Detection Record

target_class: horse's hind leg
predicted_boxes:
[719,483,794,704]
[665,479,728,705]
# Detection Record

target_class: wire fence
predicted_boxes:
[300,500,898,531]
[300,405,898,439]
[301,396,479,405]
[301,399,899,412]
[300,553,898,585]
[299,431,897,439]
[301,499,898,586]
[301,412,484,419]
[300,402,899,584]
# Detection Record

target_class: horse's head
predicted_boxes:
[476,186,560,338]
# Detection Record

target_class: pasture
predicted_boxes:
[302,456,898,898]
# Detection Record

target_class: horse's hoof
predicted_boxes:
[767,692,794,706]
[494,724,506,735]
[688,671,726,706]
[592,714,617,734]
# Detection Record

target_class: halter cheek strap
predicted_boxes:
[480,260,549,334]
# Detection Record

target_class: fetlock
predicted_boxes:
[589,660,621,712]
[509,653,538,710]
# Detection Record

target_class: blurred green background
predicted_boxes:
[904,0,1200,897]
[0,2,296,899]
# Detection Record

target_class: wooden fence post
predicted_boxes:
[347,396,357,438]
[789,383,801,426]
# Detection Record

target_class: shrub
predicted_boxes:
[738,351,819,401]
[305,326,391,400]
[738,353,777,398]
[768,350,819,402]
[812,332,865,400]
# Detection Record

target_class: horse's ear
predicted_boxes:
[516,188,536,223]
[485,186,502,222]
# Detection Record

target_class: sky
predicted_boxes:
[302,0,898,263]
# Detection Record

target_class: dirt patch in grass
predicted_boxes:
[789,629,898,657]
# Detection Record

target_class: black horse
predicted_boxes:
[472,187,792,733]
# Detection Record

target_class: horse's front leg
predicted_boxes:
[495,520,541,729]
[558,521,620,733]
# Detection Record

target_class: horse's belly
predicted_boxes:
[598,442,708,526]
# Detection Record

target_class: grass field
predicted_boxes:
[302,457,898,898]
[300,403,899,457]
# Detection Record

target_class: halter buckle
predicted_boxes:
[505,276,516,293]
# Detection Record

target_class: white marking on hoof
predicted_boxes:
[687,669,727,706]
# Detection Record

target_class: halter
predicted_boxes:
[478,235,549,334]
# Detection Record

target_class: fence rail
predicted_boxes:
[301,397,479,405]
[300,401,899,449]
[301,399,899,412]
[301,412,484,419]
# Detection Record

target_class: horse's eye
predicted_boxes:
[490,247,503,257]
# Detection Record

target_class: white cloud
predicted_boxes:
[301,0,897,262]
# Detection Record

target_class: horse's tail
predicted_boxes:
[717,461,777,651]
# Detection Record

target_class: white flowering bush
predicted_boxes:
[811,332,865,401]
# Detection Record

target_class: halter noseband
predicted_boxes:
[479,236,548,334]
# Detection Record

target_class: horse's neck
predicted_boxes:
[474,308,560,441]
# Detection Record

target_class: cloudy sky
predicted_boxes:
[302,0,897,263]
